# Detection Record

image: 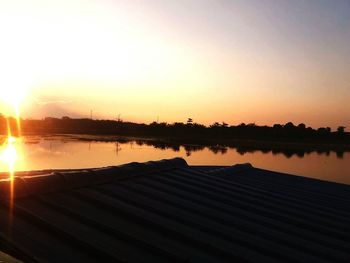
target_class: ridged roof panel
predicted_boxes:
[0,158,349,263]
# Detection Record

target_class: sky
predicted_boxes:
[0,0,349,129]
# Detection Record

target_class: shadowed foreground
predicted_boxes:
[0,158,350,262]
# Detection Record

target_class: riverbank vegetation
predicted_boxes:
[1,115,348,146]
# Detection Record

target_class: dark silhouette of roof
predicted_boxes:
[0,158,350,262]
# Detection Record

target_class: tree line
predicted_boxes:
[0,114,348,144]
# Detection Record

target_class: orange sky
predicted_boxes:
[0,0,349,129]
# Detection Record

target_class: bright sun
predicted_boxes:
[0,76,30,117]
[2,86,27,108]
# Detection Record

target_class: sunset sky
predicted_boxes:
[0,0,349,128]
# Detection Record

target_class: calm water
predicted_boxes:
[1,135,349,185]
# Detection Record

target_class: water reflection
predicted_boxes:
[0,135,349,185]
[0,136,19,177]
[105,138,348,159]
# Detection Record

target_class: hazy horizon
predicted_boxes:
[1,0,349,129]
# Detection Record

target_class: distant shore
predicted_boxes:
[1,116,349,153]
[42,133,350,152]
[11,132,350,155]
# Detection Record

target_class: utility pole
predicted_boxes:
[90,110,93,120]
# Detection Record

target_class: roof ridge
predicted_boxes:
[206,163,254,176]
[0,157,188,201]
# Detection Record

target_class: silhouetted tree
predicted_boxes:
[210,122,220,128]
[284,122,295,129]
[317,127,328,135]
[337,126,346,133]
[297,123,306,129]
[3,115,348,148]
[222,122,228,128]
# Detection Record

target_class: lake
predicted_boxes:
[1,135,349,185]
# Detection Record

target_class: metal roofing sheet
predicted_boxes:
[0,158,349,262]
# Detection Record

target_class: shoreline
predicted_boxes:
[4,132,350,153]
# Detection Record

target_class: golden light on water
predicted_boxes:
[0,88,26,175]
[0,136,18,177]
[0,135,19,233]
[0,84,28,229]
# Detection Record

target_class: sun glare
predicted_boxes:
[0,80,29,118]
[0,78,27,176]
[0,74,31,137]
[0,135,18,235]
[0,137,18,174]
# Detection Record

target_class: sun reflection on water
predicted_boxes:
[0,134,20,235]
[1,85,28,233]
[0,136,18,177]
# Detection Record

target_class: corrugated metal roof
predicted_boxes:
[0,158,349,263]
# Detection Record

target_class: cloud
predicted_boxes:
[23,97,83,119]
[34,99,72,106]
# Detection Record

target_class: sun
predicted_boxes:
[0,75,31,136]
[2,87,27,106]
[2,88,27,116]
[0,76,30,117]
